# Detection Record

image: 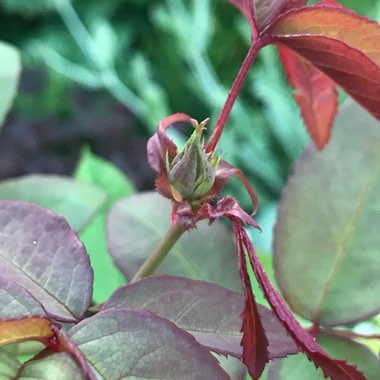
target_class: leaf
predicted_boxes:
[0,175,107,232]
[268,334,380,380]
[237,226,365,380]
[0,318,54,347]
[17,353,86,380]
[270,4,380,121]
[0,348,20,378]
[277,46,338,149]
[216,355,247,380]
[68,308,230,380]
[0,42,21,129]
[0,0,68,14]
[274,101,380,326]
[0,278,45,319]
[0,201,93,321]
[106,192,242,291]
[232,221,269,379]
[75,147,135,302]
[102,275,298,360]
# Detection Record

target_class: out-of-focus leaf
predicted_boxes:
[68,308,230,380]
[274,101,380,326]
[0,348,20,378]
[0,279,45,318]
[0,175,107,233]
[277,46,338,149]
[268,334,380,380]
[106,192,242,291]
[217,355,246,380]
[271,4,380,121]
[0,318,53,347]
[0,42,20,129]
[0,0,68,14]
[17,353,85,380]
[102,275,298,360]
[75,147,135,302]
[0,201,93,320]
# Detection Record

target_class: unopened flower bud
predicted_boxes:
[167,119,218,201]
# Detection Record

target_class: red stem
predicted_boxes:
[206,39,263,153]
[322,329,380,340]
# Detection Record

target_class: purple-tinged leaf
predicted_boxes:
[274,101,380,326]
[0,175,107,232]
[232,221,269,379]
[268,333,380,380]
[0,278,46,318]
[17,353,86,380]
[236,226,365,380]
[0,201,93,321]
[106,192,242,291]
[102,275,298,360]
[68,308,230,380]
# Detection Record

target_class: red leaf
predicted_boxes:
[237,227,366,380]
[270,4,380,121]
[147,113,192,173]
[227,0,257,36]
[232,220,269,379]
[277,46,338,149]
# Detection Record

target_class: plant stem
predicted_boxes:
[131,222,186,282]
[206,40,263,153]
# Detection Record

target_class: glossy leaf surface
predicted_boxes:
[106,192,241,291]
[278,46,338,149]
[0,201,93,320]
[75,147,135,302]
[274,101,380,326]
[103,275,298,360]
[69,308,230,380]
[271,5,380,120]
[0,318,53,347]
[0,279,45,318]
[0,175,107,232]
[268,334,380,380]
[17,353,86,380]
[0,42,20,128]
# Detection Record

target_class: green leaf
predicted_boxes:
[0,42,20,129]
[69,308,230,380]
[268,334,380,380]
[0,201,93,320]
[75,147,135,302]
[0,349,20,379]
[274,101,380,326]
[106,192,242,291]
[17,353,85,380]
[0,175,107,233]
[0,0,68,15]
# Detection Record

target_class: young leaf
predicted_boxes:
[232,221,269,378]
[17,353,86,380]
[274,101,380,326]
[0,175,107,232]
[277,46,338,149]
[268,334,380,380]
[0,317,54,347]
[0,41,21,129]
[68,308,230,380]
[102,275,298,360]
[0,201,93,321]
[237,226,366,380]
[106,192,242,291]
[0,279,46,319]
[270,4,380,121]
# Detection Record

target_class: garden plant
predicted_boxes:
[0,0,380,379]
